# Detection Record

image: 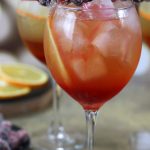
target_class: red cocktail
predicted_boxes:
[44,1,142,150]
[44,2,142,111]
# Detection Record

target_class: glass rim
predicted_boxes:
[57,1,134,11]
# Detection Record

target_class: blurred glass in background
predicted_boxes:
[0,0,22,52]
[0,0,46,66]
[0,0,52,118]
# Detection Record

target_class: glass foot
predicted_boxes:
[33,133,85,150]
[130,131,150,150]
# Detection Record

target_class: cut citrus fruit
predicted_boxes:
[0,64,49,88]
[44,19,71,85]
[16,1,49,42]
[139,2,150,20]
[0,79,31,99]
[139,2,150,42]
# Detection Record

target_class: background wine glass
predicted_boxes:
[16,1,80,149]
[44,0,142,150]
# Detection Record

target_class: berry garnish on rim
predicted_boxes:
[39,0,51,6]
[26,0,150,6]
[30,0,115,6]
[61,0,92,6]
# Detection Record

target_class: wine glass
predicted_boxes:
[130,2,150,150]
[44,0,142,150]
[16,1,81,149]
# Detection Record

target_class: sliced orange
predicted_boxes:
[0,63,48,88]
[139,2,150,20]
[0,79,31,99]
[44,19,71,85]
[139,2,150,36]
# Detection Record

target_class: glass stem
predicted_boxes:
[50,79,64,135]
[85,110,98,150]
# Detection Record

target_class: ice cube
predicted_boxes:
[92,21,119,56]
[92,21,130,60]
[83,0,115,9]
[54,11,76,39]
[73,36,89,52]
[62,12,76,40]
[92,31,111,55]
[72,21,89,51]
[124,7,140,33]
[72,54,107,81]
[54,12,76,52]
[85,54,107,80]
[100,0,115,8]
[81,0,115,20]
[72,58,85,80]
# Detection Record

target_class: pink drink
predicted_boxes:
[44,4,142,111]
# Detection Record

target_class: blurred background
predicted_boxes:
[0,0,53,117]
[1,0,150,150]
[0,0,46,66]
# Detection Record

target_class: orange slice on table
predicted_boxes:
[0,79,31,99]
[0,63,49,88]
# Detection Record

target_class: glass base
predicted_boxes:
[130,131,150,150]
[32,132,85,150]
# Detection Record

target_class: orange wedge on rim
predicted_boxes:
[44,19,71,85]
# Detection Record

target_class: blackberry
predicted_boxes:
[1,121,12,129]
[11,124,21,132]
[39,0,51,6]
[83,0,92,3]
[0,139,10,150]
[17,131,30,150]
[8,127,30,150]
[0,120,31,150]
[0,128,9,141]
[132,0,143,2]
[70,0,84,5]
[10,125,30,150]
[8,131,19,150]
